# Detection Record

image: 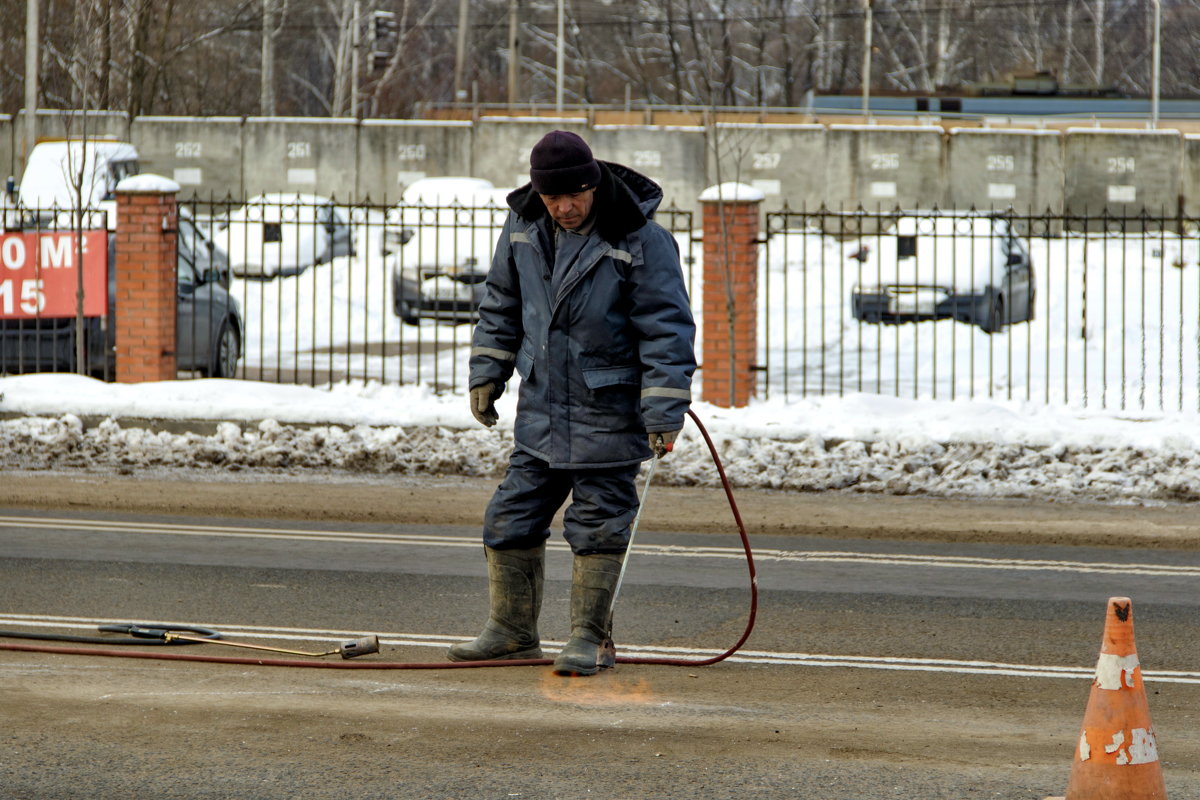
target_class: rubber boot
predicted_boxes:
[447,544,544,661]
[553,553,624,677]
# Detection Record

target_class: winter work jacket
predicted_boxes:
[470,161,696,469]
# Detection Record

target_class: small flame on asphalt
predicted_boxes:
[538,670,660,706]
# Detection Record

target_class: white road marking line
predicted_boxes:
[2,613,1198,684]
[1,515,1196,577]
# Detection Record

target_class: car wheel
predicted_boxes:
[395,297,420,325]
[978,292,1005,334]
[207,318,241,378]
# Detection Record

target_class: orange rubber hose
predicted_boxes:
[0,410,757,670]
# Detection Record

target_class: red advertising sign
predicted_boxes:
[0,231,108,319]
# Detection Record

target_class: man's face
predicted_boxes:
[539,187,596,231]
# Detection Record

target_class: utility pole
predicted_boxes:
[351,0,361,118]
[1150,0,1161,129]
[24,0,39,171]
[454,0,469,101]
[555,0,564,112]
[861,0,873,119]
[507,0,519,104]
[260,0,275,115]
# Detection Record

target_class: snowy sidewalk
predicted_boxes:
[3,374,1200,505]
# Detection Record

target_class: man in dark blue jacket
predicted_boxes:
[447,130,696,676]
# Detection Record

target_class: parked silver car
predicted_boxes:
[386,179,509,325]
[849,214,1035,334]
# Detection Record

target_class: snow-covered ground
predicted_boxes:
[2,373,1199,505]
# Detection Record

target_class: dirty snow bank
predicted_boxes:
[3,404,1199,504]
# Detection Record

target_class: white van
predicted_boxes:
[17,139,140,230]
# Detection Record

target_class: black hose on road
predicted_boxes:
[0,623,220,647]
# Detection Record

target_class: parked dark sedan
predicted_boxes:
[176,215,243,377]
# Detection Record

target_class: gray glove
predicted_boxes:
[470,383,498,427]
[649,429,680,458]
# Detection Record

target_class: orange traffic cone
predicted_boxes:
[1062,596,1168,800]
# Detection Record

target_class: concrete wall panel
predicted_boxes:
[14,114,1200,219]
[825,125,944,210]
[589,125,707,211]
[1181,135,1200,217]
[1063,129,1181,214]
[946,129,1063,213]
[21,110,130,143]
[472,118,591,191]
[358,120,474,201]
[130,116,243,198]
[242,117,359,200]
[708,124,826,209]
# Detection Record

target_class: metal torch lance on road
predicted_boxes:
[598,450,661,666]
[163,632,380,659]
[116,624,380,659]
[612,454,658,612]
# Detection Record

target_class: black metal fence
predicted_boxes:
[760,207,1200,412]
[7,194,1198,416]
[0,205,243,381]
[182,193,699,394]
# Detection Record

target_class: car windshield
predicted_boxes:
[852,215,1024,292]
[110,160,139,184]
[177,217,217,286]
[178,219,199,286]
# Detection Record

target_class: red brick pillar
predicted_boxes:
[699,183,764,408]
[114,176,180,383]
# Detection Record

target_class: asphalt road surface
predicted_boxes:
[2,471,1198,800]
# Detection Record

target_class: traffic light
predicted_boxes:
[370,10,398,71]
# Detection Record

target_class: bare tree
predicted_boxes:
[1062,0,1076,83]
[58,2,107,375]
[363,0,448,116]
[260,0,289,115]
[328,0,356,116]
[9,0,1200,118]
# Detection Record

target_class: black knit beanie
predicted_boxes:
[529,130,601,195]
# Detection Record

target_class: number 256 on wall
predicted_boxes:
[0,231,108,319]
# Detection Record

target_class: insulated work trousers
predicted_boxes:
[483,448,642,555]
